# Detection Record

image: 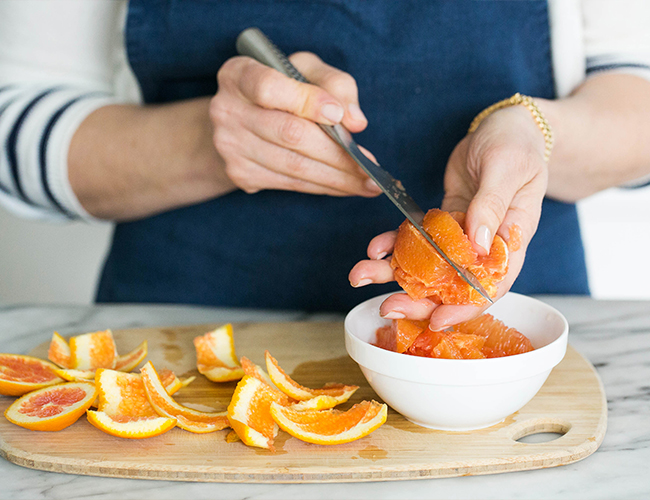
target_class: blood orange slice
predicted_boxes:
[194,324,245,382]
[0,354,63,396]
[265,351,358,403]
[5,381,97,431]
[141,361,229,433]
[69,330,117,370]
[270,400,387,445]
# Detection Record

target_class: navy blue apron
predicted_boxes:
[97,0,589,310]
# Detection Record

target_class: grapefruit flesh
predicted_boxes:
[391,209,520,305]
[0,354,63,396]
[375,314,533,359]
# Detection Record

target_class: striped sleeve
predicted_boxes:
[0,0,133,221]
[583,0,650,81]
[0,86,117,220]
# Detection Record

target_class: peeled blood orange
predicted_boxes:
[391,209,521,305]
[0,354,64,396]
[5,381,97,431]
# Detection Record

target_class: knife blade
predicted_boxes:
[236,27,493,304]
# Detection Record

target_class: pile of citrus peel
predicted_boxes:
[1,325,386,450]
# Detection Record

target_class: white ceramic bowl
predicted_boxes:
[345,292,568,431]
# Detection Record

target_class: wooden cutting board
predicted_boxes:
[0,322,607,483]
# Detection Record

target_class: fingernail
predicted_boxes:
[351,278,373,288]
[321,103,344,124]
[475,225,492,253]
[348,103,367,122]
[365,178,381,192]
[375,251,387,260]
[383,311,406,320]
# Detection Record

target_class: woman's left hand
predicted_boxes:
[349,104,550,330]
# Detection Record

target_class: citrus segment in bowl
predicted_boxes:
[194,324,245,382]
[69,330,118,370]
[265,351,358,402]
[4,381,97,431]
[141,361,229,433]
[86,410,176,439]
[270,400,387,445]
[0,354,64,396]
[377,314,533,359]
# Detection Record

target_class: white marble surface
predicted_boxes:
[0,297,648,500]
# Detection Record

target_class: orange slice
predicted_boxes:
[0,354,63,396]
[47,332,71,369]
[391,209,518,305]
[69,330,117,370]
[227,375,289,450]
[86,410,176,439]
[194,324,244,382]
[270,400,387,445]
[114,340,148,372]
[140,361,229,433]
[265,351,358,402]
[54,368,95,381]
[5,381,97,431]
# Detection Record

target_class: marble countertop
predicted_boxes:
[0,296,648,500]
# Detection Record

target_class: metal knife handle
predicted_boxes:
[236,28,309,83]
[236,28,342,145]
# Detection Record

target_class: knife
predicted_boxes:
[236,27,493,304]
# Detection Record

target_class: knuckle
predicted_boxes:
[252,70,279,106]
[284,150,308,176]
[324,72,357,95]
[481,191,509,219]
[278,116,305,146]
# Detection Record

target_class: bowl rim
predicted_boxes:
[344,292,569,385]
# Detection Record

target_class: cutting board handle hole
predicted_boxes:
[509,419,572,444]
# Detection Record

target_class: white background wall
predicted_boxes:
[0,188,648,305]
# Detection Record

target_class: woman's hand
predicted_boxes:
[210,52,382,197]
[349,104,549,330]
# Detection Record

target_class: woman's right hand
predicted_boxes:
[210,52,382,197]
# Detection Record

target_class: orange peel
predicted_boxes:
[5,381,97,431]
[86,410,176,439]
[69,330,117,370]
[114,340,148,372]
[0,354,64,396]
[227,375,289,450]
[47,332,71,369]
[141,361,229,433]
[270,400,387,445]
[194,324,244,382]
[265,351,358,402]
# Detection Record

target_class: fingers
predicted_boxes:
[290,52,368,133]
[220,55,367,132]
[379,294,439,321]
[237,129,380,196]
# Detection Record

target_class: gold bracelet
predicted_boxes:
[468,93,554,162]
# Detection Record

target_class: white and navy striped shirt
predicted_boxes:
[1,0,650,221]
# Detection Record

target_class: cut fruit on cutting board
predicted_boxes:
[0,322,606,483]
